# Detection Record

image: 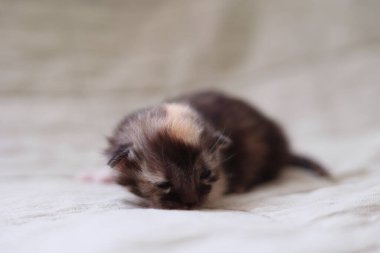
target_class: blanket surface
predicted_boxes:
[1,1,380,252]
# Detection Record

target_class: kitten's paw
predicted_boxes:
[76,169,116,184]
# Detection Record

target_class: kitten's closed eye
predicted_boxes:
[200,169,212,180]
[156,181,172,193]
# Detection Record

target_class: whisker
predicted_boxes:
[222,153,236,163]
[209,134,223,153]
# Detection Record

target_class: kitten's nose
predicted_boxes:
[181,191,198,209]
[184,202,197,210]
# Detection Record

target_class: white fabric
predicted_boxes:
[1,0,380,252]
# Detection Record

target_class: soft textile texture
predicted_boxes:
[1,0,380,252]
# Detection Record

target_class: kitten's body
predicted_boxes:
[106,91,329,209]
[170,92,290,194]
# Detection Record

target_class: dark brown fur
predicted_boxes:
[170,91,293,193]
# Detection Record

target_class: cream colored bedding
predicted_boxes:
[1,1,380,252]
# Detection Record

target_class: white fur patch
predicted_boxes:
[141,170,164,183]
[140,161,164,183]
[164,103,202,145]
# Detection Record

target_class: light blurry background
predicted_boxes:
[2,1,380,252]
[1,0,380,181]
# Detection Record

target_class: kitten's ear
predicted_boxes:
[216,132,231,149]
[212,131,231,150]
[107,143,135,168]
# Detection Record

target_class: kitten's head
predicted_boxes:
[106,103,230,209]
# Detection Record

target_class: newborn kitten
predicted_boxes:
[105,91,329,209]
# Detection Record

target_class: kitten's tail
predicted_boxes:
[288,154,333,179]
